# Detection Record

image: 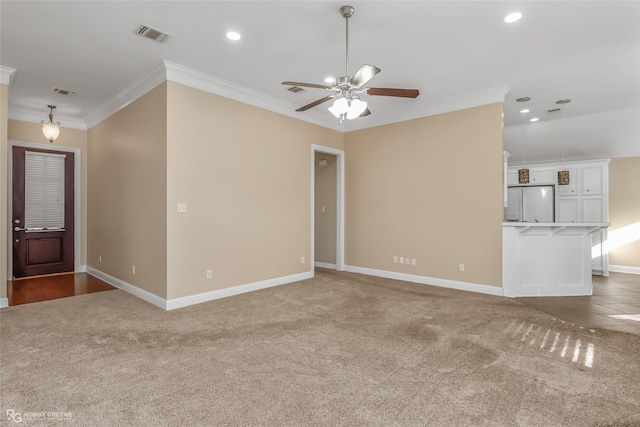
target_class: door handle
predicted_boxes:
[14,226,26,232]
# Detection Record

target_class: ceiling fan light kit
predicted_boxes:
[282,5,419,124]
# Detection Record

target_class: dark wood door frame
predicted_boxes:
[7,140,82,280]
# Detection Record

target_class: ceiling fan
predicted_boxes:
[282,5,420,124]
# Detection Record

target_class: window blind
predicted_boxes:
[24,151,66,230]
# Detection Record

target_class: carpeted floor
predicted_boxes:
[1,269,639,426]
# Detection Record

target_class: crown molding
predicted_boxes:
[84,62,167,129]
[9,59,511,133]
[345,84,511,132]
[82,60,341,131]
[1,66,17,85]
[8,106,87,130]
[163,60,342,132]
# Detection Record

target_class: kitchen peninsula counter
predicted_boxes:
[502,222,610,297]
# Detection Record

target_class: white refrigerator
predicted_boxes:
[505,186,555,223]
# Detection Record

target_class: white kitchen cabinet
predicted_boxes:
[507,159,610,276]
[582,197,605,222]
[556,169,577,195]
[557,198,579,223]
[529,169,555,184]
[582,166,604,195]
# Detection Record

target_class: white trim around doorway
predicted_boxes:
[311,144,345,273]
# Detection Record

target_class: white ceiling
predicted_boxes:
[2,1,639,164]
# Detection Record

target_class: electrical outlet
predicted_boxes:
[459,264,465,272]
[206,270,212,279]
[399,257,404,264]
[99,255,102,263]
[132,265,136,275]
[411,258,416,266]
[300,256,305,264]
[393,256,398,264]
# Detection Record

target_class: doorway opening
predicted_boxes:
[311,145,344,271]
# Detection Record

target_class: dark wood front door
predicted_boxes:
[12,146,75,278]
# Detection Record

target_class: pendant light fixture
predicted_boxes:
[41,105,61,143]
[556,99,571,185]
[516,97,531,184]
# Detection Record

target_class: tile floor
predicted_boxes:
[517,272,640,336]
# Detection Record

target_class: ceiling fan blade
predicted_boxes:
[349,64,381,88]
[295,95,335,112]
[282,81,334,90]
[359,108,371,117]
[367,88,420,98]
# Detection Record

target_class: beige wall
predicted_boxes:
[87,83,168,298]
[609,156,640,269]
[344,103,504,287]
[315,153,337,265]
[165,82,343,299]
[8,119,89,273]
[1,84,7,298]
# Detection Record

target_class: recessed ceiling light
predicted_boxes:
[520,109,530,114]
[324,77,335,84]
[530,117,539,122]
[504,12,522,23]
[226,31,241,41]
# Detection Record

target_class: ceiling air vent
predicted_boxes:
[51,87,75,96]
[135,24,170,43]
[287,87,307,94]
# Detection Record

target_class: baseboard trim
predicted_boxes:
[608,265,640,275]
[166,271,314,310]
[344,265,504,297]
[86,267,167,310]
[76,265,87,273]
[0,298,8,309]
[86,267,315,311]
[314,262,337,270]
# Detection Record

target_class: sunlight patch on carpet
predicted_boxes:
[505,319,595,368]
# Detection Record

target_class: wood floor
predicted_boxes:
[7,273,116,306]
[517,272,640,336]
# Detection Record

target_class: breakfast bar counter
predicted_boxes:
[502,222,609,297]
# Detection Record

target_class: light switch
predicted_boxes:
[177,203,187,213]
[322,206,326,213]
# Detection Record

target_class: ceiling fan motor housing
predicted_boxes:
[335,76,351,88]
